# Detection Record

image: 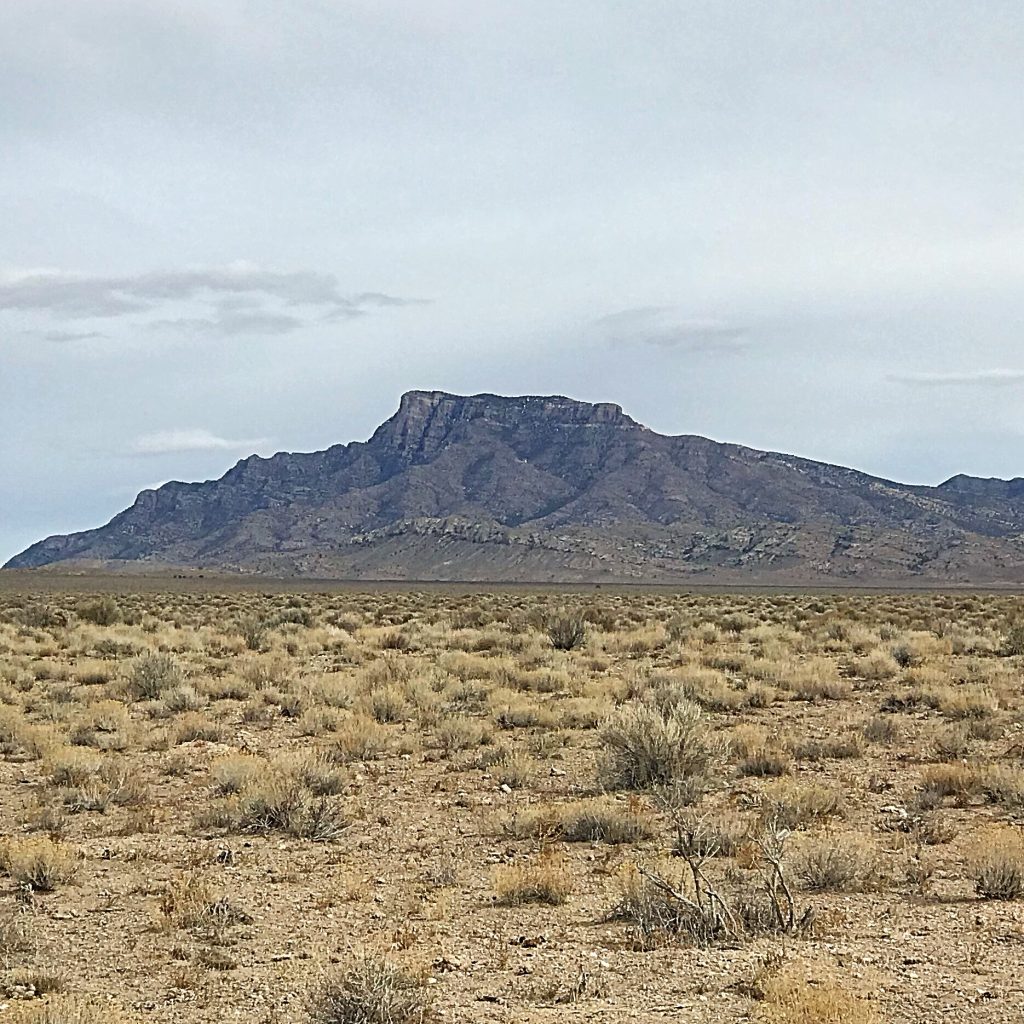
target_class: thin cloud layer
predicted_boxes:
[129,429,269,456]
[151,311,306,337]
[40,329,107,343]
[890,370,1024,387]
[596,307,747,353]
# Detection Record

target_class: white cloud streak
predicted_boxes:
[129,429,269,456]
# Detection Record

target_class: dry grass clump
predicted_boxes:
[969,827,1024,900]
[755,973,877,1023]
[158,870,251,932]
[982,766,1024,809]
[308,955,434,1024]
[598,699,718,791]
[861,715,900,745]
[434,716,491,753]
[492,748,534,789]
[202,773,350,842]
[211,753,264,794]
[172,711,224,743]
[732,725,791,777]
[0,836,79,890]
[329,715,390,763]
[793,833,884,892]
[774,659,852,701]
[755,779,846,830]
[915,764,984,808]
[68,699,132,750]
[0,996,136,1024]
[506,797,655,844]
[494,850,573,905]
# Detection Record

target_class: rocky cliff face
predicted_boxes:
[8,391,1024,582]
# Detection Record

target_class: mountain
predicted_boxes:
[8,390,1024,582]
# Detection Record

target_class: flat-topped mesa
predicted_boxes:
[369,390,636,454]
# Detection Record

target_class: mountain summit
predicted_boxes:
[8,390,1024,582]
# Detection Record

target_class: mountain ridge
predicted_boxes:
[8,390,1024,583]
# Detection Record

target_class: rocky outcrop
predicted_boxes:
[7,390,1024,582]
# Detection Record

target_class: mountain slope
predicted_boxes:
[8,390,1024,582]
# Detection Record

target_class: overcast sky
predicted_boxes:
[4,0,1024,563]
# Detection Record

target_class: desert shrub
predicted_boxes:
[14,603,70,630]
[598,699,717,792]
[854,650,900,682]
[558,797,655,843]
[970,828,1024,900]
[493,700,556,730]
[45,746,103,787]
[861,715,900,745]
[788,733,864,762]
[930,724,972,762]
[126,653,184,700]
[612,830,807,948]
[983,766,1024,809]
[238,654,292,690]
[890,642,918,668]
[1002,622,1024,656]
[545,612,587,651]
[162,684,205,714]
[556,697,611,729]
[68,699,132,750]
[308,955,434,1024]
[75,597,121,626]
[238,615,269,651]
[275,604,315,628]
[0,836,79,890]
[0,911,33,955]
[378,629,413,651]
[366,684,411,723]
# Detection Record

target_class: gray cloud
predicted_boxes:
[0,265,416,322]
[151,311,306,337]
[40,329,108,343]
[597,307,748,353]
[129,429,269,456]
[889,370,1024,387]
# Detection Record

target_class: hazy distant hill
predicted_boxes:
[9,390,1024,583]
